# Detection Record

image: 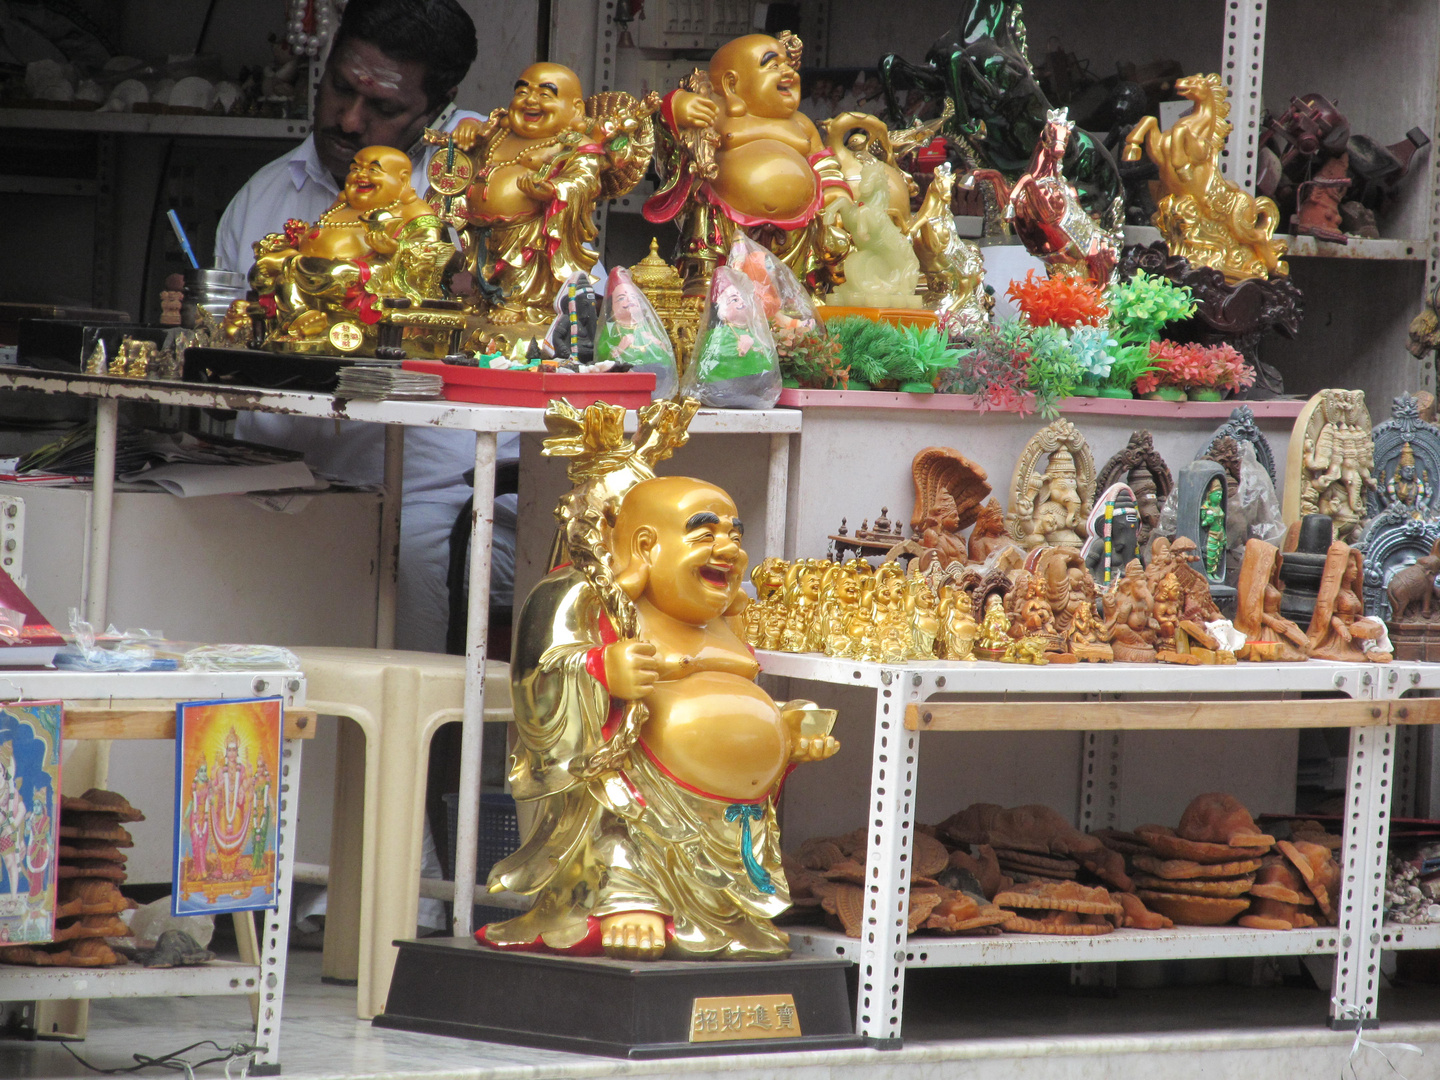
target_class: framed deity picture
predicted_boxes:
[172,697,282,916]
[0,700,62,944]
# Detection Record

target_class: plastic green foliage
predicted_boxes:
[1106,271,1196,345]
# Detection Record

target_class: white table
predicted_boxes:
[0,369,800,931]
[0,668,309,1074]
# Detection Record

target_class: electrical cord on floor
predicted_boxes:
[60,1039,262,1079]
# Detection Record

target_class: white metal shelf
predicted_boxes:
[787,924,1340,967]
[1379,922,1440,951]
[1,959,262,1001]
[0,667,304,1072]
[757,650,1376,698]
[0,109,310,139]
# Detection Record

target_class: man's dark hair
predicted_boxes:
[332,0,478,108]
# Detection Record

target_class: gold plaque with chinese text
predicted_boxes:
[688,994,801,1042]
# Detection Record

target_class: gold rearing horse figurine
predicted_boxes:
[966,108,1122,284]
[1124,73,1288,283]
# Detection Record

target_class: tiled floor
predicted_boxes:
[8,949,1440,1080]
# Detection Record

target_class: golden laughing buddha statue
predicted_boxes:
[249,145,460,356]
[643,32,852,295]
[479,399,839,961]
[447,63,658,331]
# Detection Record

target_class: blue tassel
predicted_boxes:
[725,803,774,894]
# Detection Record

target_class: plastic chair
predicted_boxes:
[289,646,511,1019]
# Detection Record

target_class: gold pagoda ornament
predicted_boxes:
[630,238,704,382]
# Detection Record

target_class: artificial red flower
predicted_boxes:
[1006,270,1108,329]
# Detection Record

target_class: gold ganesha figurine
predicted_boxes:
[249,146,463,357]
[446,63,659,333]
[479,399,839,960]
[643,31,852,295]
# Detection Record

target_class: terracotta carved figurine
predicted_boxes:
[1233,539,1311,661]
[1123,73,1288,283]
[644,32,852,294]
[450,63,658,329]
[482,399,839,961]
[1286,388,1376,542]
[1007,419,1096,550]
[911,447,992,568]
[1307,543,1390,662]
[1101,558,1158,662]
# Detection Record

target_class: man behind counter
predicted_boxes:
[216,0,518,655]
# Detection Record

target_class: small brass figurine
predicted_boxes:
[643,32,852,294]
[451,64,659,331]
[1124,74,1288,283]
[249,146,460,357]
[482,399,839,961]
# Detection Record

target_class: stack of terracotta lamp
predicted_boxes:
[0,789,141,966]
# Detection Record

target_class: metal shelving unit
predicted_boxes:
[0,669,309,1075]
[758,652,1436,1046]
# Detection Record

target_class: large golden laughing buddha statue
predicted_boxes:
[479,399,839,960]
[643,32,852,295]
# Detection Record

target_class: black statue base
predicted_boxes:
[374,937,863,1059]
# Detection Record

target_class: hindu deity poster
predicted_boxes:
[173,697,282,916]
[0,701,62,944]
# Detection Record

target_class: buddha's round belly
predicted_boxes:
[641,671,788,800]
[467,165,543,221]
[711,141,818,221]
[298,230,371,261]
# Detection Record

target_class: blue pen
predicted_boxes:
[166,209,199,270]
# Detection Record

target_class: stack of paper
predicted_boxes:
[335,361,444,400]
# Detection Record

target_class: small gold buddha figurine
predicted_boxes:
[1123,73,1287,283]
[249,146,457,356]
[746,557,789,650]
[938,584,978,660]
[643,32,852,294]
[975,592,1012,660]
[818,559,864,659]
[448,63,658,331]
[779,559,824,653]
[482,399,839,961]
[906,563,941,659]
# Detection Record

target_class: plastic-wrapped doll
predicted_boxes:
[727,235,820,351]
[681,265,782,409]
[546,271,599,367]
[595,267,678,399]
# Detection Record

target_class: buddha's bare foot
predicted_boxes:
[600,911,666,960]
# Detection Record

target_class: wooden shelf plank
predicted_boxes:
[905,699,1388,732]
[63,704,317,740]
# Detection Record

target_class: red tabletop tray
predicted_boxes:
[402,360,655,409]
